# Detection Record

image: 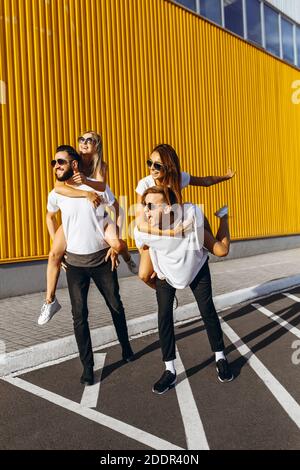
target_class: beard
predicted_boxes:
[56,167,74,181]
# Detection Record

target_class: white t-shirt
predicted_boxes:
[134,203,208,289]
[135,171,190,196]
[47,183,115,255]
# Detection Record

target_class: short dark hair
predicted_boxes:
[141,186,178,206]
[56,145,81,162]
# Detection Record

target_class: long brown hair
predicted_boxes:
[80,130,106,178]
[151,144,182,204]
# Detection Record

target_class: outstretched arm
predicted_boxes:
[189,168,235,187]
[54,181,102,208]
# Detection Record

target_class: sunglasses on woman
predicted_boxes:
[146,159,165,172]
[78,136,96,145]
[51,158,74,167]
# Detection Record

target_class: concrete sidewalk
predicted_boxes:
[1,248,300,374]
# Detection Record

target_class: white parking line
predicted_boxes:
[220,318,300,430]
[2,376,184,450]
[80,353,106,409]
[175,348,209,450]
[252,303,300,339]
[283,293,300,303]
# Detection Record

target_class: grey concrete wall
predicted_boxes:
[1,235,300,299]
[209,235,300,262]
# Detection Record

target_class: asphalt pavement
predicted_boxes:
[1,287,299,451]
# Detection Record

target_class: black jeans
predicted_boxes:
[156,259,225,362]
[66,260,130,368]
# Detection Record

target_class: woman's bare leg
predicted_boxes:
[46,225,66,302]
[204,216,214,236]
[104,221,131,261]
[204,211,230,257]
[216,215,230,254]
[138,248,156,289]
[104,220,138,274]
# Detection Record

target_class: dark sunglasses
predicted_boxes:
[144,202,164,210]
[78,136,96,145]
[146,159,165,172]
[51,158,73,167]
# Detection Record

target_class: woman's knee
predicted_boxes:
[138,268,152,284]
[214,243,229,257]
[48,249,64,265]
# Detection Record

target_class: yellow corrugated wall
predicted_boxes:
[1,0,300,263]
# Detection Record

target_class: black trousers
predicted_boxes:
[66,260,130,368]
[156,259,225,362]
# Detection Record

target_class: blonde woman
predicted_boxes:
[38,131,137,325]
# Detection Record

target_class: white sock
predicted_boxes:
[165,360,176,375]
[215,351,225,362]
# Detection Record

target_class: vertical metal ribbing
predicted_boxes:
[1,0,300,263]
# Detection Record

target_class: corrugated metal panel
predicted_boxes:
[266,0,300,23]
[1,0,300,264]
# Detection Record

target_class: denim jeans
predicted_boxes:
[156,259,225,362]
[66,260,130,367]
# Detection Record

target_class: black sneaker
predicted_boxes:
[216,359,234,383]
[122,344,135,363]
[152,370,177,394]
[80,366,94,386]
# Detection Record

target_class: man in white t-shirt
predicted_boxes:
[46,145,134,386]
[134,186,233,394]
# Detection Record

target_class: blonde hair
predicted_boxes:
[80,130,106,178]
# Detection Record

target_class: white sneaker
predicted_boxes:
[38,297,61,325]
[215,205,228,218]
[126,256,138,275]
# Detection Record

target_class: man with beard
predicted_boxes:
[46,145,134,386]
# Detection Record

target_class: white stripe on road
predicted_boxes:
[252,303,300,339]
[283,293,300,303]
[220,318,300,430]
[80,353,106,408]
[2,376,183,450]
[175,348,209,450]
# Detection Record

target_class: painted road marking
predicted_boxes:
[175,348,209,450]
[283,293,300,303]
[80,353,106,409]
[252,303,300,339]
[2,376,184,450]
[220,318,300,430]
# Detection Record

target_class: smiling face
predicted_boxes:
[147,151,166,182]
[78,132,97,156]
[53,151,76,181]
[144,192,167,226]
